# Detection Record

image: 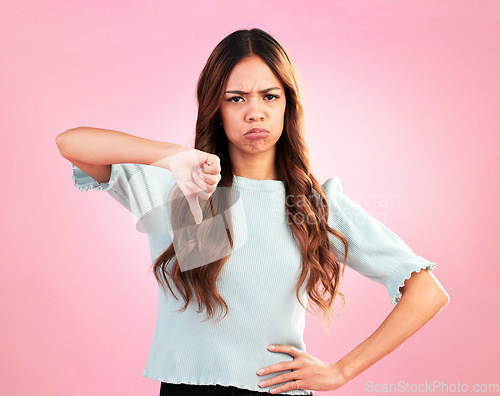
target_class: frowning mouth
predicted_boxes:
[244,127,270,135]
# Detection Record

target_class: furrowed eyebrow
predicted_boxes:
[224,87,281,94]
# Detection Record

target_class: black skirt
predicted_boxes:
[159,382,267,395]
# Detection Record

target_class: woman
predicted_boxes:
[56,28,449,395]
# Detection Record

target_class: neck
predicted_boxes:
[229,146,278,181]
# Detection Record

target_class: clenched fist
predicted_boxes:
[153,147,221,224]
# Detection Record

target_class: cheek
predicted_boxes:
[219,102,231,118]
[220,107,236,123]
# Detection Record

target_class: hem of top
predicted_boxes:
[390,261,437,304]
[141,371,315,394]
[72,163,119,192]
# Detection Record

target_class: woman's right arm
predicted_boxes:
[56,126,221,224]
[55,127,183,183]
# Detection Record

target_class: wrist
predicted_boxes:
[150,142,187,171]
[326,362,350,391]
[334,359,354,386]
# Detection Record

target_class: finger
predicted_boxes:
[197,171,219,186]
[268,344,303,358]
[269,380,300,394]
[191,171,216,195]
[184,182,203,224]
[186,179,211,201]
[206,155,220,168]
[203,157,221,175]
[197,188,212,201]
[258,372,297,389]
[257,360,298,377]
[203,164,221,184]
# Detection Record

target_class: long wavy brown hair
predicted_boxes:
[151,28,349,332]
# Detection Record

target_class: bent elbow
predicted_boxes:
[55,132,68,157]
[424,269,450,308]
[438,287,450,307]
[427,283,450,313]
[55,128,80,158]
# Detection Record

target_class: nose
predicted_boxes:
[245,96,265,122]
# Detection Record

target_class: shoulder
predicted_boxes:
[321,176,344,197]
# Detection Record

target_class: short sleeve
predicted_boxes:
[71,163,176,235]
[322,176,437,304]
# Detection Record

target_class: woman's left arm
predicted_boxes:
[258,179,449,393]
[334,268,449,385]
[257,269,449,394]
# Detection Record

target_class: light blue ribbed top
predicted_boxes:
[71,163,436,395]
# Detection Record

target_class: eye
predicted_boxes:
[264,94,280,100]
[227,96,243,103]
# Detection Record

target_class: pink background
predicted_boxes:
[1,1,499,395]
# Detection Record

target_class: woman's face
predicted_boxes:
[219,55,286,156]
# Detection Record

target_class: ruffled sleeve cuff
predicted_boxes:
[71,163,119,192]
[388,260,437,304]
